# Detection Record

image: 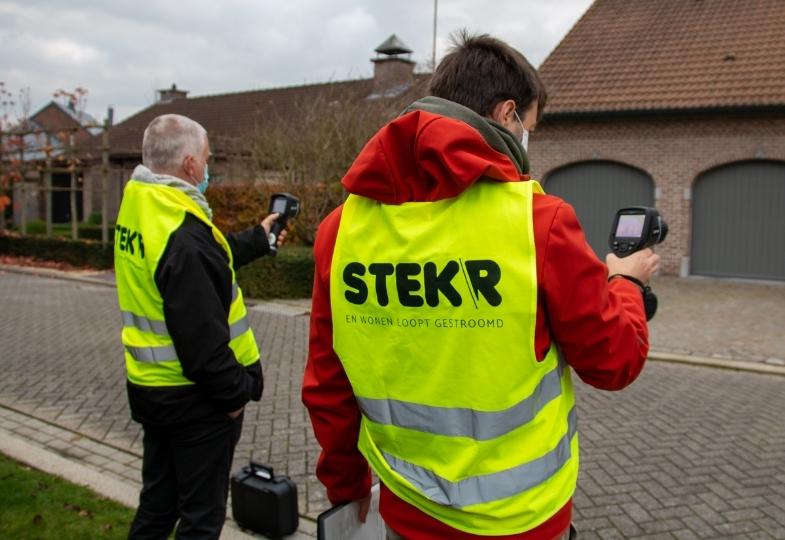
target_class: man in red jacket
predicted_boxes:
[303,31,658,540]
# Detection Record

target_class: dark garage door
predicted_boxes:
[544,161,654,258]
[692,160,785,281]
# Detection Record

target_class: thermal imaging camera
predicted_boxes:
[267,193,300,255]
[608,207,668,321]
[609,207,668,257]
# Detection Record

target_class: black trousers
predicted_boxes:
[128,415,243,540]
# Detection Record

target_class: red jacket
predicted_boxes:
[302,107,649,539]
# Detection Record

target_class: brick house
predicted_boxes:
[531,0,785,281]
[9,99,102,226]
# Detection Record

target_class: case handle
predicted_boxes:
[249,461,273,480]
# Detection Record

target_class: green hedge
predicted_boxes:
[236,246,314,299]
[16,220,115,241]
[0,234,314,299]
[0,234,114,269]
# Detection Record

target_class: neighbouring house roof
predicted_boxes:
[106,76,428,158]
[539,0,785,115]
[1,102,102,162]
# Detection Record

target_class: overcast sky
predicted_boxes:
[0,0,593,124]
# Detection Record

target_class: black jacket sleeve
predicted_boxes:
[155,214,262,412]
[227,224,270,270]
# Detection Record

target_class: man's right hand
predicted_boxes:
[261,213,288,247]
[227,406,244,419]
[606,248,660,283]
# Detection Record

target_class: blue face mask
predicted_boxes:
[196,163,209,194]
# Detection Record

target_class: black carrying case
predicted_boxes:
[231,461,299,538]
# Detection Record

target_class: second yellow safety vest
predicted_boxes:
[330,180,579,535]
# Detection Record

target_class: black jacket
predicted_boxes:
[127,213,270,426]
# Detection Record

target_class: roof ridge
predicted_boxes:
[186,76,375,101]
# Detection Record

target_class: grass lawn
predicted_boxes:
[0,453,135,539]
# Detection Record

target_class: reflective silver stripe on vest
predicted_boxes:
[232,282,239,302]
[358,364,563,441]
[229,316,251,340]
[126,344,178,363]
[382,407,578,508]
[121,311,169,335]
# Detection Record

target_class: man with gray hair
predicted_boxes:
[115,114,285,539]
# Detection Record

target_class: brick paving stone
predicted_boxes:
[101,459,135,476]
[649,506,695,521]
[639,518,683,534]
[576,516,613,532]
[593,527,626,539]
[672,531,701,540]
[681,516,719,537]
[608,514,643,537]
[621,502,653,523]
[634,534,676,540]
[758,518,785,539]
[83,453,111,468]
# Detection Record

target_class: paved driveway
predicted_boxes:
[1,269,783,538]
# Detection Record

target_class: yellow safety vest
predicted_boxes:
[114,179,260,387]
[330,180,579,535]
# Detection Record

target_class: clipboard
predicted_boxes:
[316,483,385,540]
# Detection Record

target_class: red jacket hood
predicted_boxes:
[341,104,529,204]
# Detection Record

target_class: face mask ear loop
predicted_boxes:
[513,110,529,151]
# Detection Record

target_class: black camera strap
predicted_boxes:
[608,274,658,321]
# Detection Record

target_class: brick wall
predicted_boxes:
[529,113,785,275]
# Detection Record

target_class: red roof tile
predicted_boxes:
[539,0,785,114]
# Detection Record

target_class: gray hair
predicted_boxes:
[142,114,207,173]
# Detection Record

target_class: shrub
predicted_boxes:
[0,232,113,269]
[77,225,114,241]
[13,220,114,241]
[235,246,314,299]
[206,183,310,246]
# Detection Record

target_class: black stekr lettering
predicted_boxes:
[120,226,128,252]
[368,263,394,306]
[115,224,146,259]
[344,262,368,304]
[341,259,502,307]
[424,261,461,307]
[465,260,502,306]
[396,263,424,307]
[126,230,137,255]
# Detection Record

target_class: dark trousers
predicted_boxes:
[128,415,243,540]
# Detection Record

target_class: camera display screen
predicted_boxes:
[616,214,645,238]
[271,197,288,214]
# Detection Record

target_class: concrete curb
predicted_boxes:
[647,350,785,377]
[0,263,116,288]
[0,428,140,507]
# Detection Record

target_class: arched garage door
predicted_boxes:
[692,160,785,281]
[544,161,654,258]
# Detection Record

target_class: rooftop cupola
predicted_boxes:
[371,34,416,96]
